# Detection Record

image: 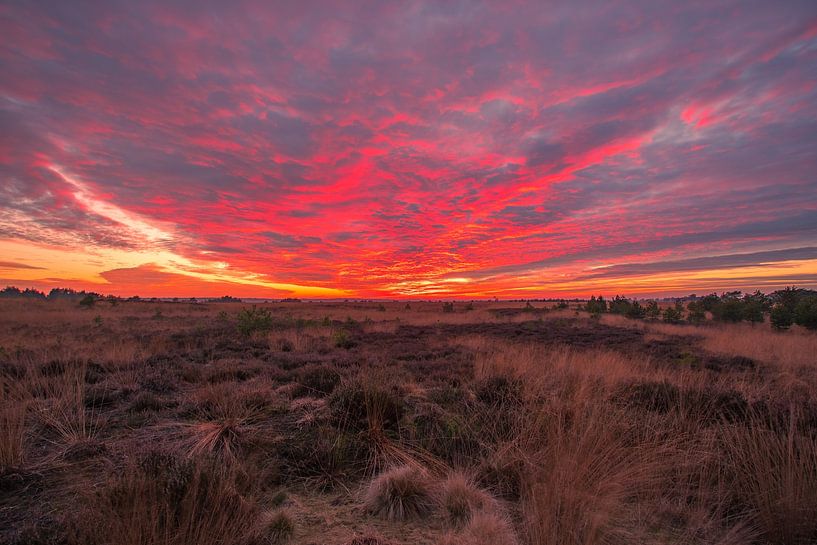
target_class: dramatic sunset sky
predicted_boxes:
[2,1,817,298]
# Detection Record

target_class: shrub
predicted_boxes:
[333,329,355,349]
[78,294,96,309]
[442,302,455,313]
[237,306,274,336]
[794,296,817,330]
[364,465,434,521]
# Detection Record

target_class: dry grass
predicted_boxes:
[0,379,28,468]
[518,401,684,545]
[698,323,817,367]
[72,455,259,545]
[721,413,817,545]
[2,299,817,545]
[437,472,498,528]
[440,510,519,545]
[26,361,103,446]
[364,465,435,521]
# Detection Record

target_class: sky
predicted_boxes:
[1,1,817,299]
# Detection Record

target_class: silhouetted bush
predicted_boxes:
[585,296,607,315]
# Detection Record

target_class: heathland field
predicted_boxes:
[2,299,817,545]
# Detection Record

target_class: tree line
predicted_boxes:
[584,287,817,330]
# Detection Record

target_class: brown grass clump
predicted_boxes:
[72,452,259,545]
[364,465,435,521]
[721,413,817,545]
[253,509,295,544]
[437,472,496,528]
[0,374,29,469]
[439,510,518,545]
[29,361,103,445]
[517,392,683,544]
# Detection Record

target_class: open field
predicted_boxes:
[2,299,817,545]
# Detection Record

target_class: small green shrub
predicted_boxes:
[332,329,355,349]
[237,306,274,336]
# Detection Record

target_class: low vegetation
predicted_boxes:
[1,293,816,544]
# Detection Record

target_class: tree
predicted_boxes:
[662,306,683,324]
[712,296,744,323]
[686,301,706,324]
[794,296,817,330]
[645,300,660,319]
[625,301,646,319]
[699,293,721,311]
[770,304,794,330]
[609,295,631,315]
[586,295,607,315]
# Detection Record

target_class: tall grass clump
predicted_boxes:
[72,452,259,545]
[0,378,27,469]
[721,412,817,545]
[437,472,498,528]
[364,465,434,521]
[29,361,102,444]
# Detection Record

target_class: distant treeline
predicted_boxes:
[0,287,243,305]
[583,287,817,330]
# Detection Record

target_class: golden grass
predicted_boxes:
[72,457,259,545]
[2,298,817,545]
[721,412,817,545]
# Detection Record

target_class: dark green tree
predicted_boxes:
[770,304,794,330]
[686,301,706,324]
[794,296,817,330]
